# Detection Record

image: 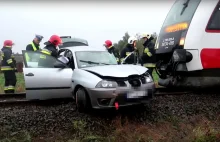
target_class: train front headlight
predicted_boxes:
[179,37,185,46]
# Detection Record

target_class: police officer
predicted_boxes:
[104,40,120,64]
[26,34,44,51]
[25,34,44,61]
[140,33,156,77]
[38,35,62,67]
[1,40,17,93]
[120,36,139,64]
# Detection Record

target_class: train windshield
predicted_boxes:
[155,0,201,54]
[162,0,201,28]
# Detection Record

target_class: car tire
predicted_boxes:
[75,87,91,113]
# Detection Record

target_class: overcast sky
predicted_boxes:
[0,0,175,53]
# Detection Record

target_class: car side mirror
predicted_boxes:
[54,61,66,68]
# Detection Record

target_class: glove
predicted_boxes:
[144,48,152,57]
[14,68,18,72]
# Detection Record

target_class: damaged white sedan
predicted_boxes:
[22,45,155,112]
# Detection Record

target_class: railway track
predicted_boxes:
[0,87,193,105]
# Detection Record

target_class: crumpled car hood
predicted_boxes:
[81,64,148,78]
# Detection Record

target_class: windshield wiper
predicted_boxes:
[180,0,190,15]
[79,60,110,65]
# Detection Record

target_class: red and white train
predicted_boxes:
[155,0,220,88]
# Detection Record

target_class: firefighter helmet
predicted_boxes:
[141,33,151,39]
[104,40,112,48]
[128,36,137,44]
[49,35,62,46]
[3,40,14,47]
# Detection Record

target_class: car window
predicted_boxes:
[23,51,66,68]
[59,42,88,48]
[207,2,220,30]
[59,37,88,48]
[75,51,118,68]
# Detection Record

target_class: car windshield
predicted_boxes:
[75,51,118,68]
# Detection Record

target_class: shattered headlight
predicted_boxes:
[96,80,118,88]
[143,72,153,83]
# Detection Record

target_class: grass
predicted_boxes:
[65,116,220,142]
[0,70,160,93]
[0,73,25,93]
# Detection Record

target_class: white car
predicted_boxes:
[22,45,155,112]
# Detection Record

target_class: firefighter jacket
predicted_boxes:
[38,43,59,67]
[141,37,156,68]
[107,46,120,63]
[1,47,16,71]
[120,44,139,64]
[41,43,58,58]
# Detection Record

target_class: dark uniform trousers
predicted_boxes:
[3,70,17,93]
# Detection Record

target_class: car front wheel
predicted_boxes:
[75,87,91,113]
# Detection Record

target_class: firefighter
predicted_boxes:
[1,40,17,93]
[103,40,120,64]
[120,36,139,64]
[140,33,156,77]
[38,35,62,67]
[25,34,44,62]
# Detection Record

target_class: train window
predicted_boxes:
[206,3,220,30]
[162,0,201,27]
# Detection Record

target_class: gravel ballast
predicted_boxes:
[0,93,220,141]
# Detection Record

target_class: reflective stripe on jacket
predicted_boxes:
[1,66,14,71]
[31,42,38,51]
[143,63,156,68]
[25,42,41,61]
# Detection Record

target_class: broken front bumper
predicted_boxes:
[86,82,155,109]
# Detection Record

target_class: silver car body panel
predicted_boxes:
[71,69,102,89]
[81,65,148,78]
[22,50,73,100]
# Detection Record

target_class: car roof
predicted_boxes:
[64,45,106,52]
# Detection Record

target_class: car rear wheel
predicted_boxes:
[75,87,91,113]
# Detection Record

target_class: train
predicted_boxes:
[155,0,220,89]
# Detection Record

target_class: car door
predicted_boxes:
[22,50,73,100]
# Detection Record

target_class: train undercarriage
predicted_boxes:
[155,49,220,89]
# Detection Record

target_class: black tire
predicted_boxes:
[75,87,91,113]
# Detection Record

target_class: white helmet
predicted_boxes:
[128,36,137,44]
[141,33,151,39]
